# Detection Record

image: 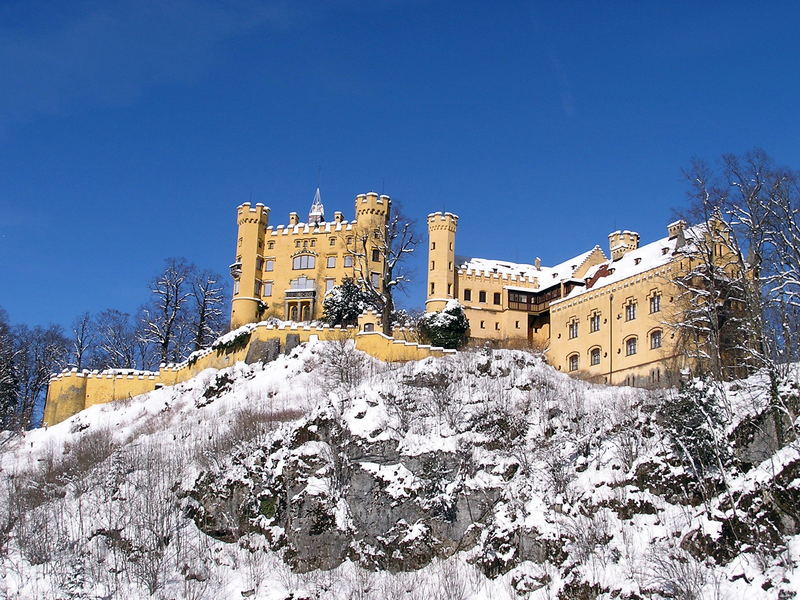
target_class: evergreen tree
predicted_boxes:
[418,301,470,349]
[322,278,367,326]
[0,308,18,430]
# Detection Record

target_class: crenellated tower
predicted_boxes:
[426,212,458,311]
[230,202,270,329]
[354,191,390,231]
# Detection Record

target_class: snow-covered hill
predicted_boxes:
[1,340,798,599]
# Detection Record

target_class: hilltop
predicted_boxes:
[1,340,798,599]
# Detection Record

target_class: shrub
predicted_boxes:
[418,301,469,349]
[323,278,368,326]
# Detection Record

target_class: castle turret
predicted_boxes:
[426,212,458,311]
[230,202,270,328]
[608,230,639,261]
[354,191,390,231]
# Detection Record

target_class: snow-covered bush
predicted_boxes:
[323,278,368,327]
[417,300,469,349]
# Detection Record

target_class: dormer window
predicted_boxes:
[661,247,669,255]
[634,257,642,265]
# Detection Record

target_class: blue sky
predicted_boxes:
[2,0,800,329]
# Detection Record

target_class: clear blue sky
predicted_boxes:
[2,0,800,329]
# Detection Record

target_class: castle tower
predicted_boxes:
[230,202,270,329]
[308,187,325,224]
[354,191,390,231]
[426,212,458,311]
[608,230,640,261]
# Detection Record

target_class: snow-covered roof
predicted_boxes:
[458,247,603,290]
[552,224,704,303]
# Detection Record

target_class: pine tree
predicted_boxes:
[418,301,470,349]
[322,278,367,326]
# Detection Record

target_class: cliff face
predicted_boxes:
[2,341,799,599]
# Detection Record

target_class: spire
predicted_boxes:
[308,187,325,224]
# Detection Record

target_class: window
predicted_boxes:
[372,249,380,262]
[568,320,578,339]
[233,280,240,294]
[327,256,336,268]
[590,313,600,333]
[254,281,262,297]
[480,321,485,329]
[464,289,472,302]
[344,255,353,268]
[590,347,601,366]
[626,337,637,356]
[568,354,579,372]
[255,258,263,271]
[325,278,335,292]
[263,281,273,297]
[625,301,637,321]
[479,291,487,303]
[447,284,452,295]
[493,292,501,305]
[310,239,316,247]
[431,261,435,271]
[650,293,661,313]
[329,237,336,246]
[295,240,300,248]
[371,272,380,288]
[267,241,274,250]
[293,255,316,270]
[430,282,435,294]
[650,330,662,349]
[495,323,500,330]
[431,241,436,250]
[515,321,520,329]
[290,276,314,289]
[265,259,274,272]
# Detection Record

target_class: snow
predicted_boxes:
[1,341,798,599]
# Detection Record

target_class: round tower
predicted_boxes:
[354,191,390,231]
[426,212,458,311]
[230,202,270,329]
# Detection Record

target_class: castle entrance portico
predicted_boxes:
[285,288,316,322]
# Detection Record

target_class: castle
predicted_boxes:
[44,188,736,426]
[425,212,734,387]
[229,189,389,329]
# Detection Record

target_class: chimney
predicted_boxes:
[334,211,343,223]
[608,230,640,261]
[534,257,541,270]
[667,219,686,239]
[289,212,299,226]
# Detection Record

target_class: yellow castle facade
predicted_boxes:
[426,213,732,387]
[230,189,389,329]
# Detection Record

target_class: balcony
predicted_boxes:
[229,262,242,279]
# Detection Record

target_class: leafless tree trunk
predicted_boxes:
[69,312,95,370]
[95,309,139,370]
[140,257,194,364]
[190,269,226,352]
[350,204,418,336]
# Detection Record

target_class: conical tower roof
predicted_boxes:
[308,187,325,224]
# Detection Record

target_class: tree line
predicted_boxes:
[0,258,227,430]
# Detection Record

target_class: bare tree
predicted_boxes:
[95,309,139,370]
[189,269,226,352]
[69,312,96,370]
[0,308,19,430]
[11,323,68,428]
[350,203,418,335]
[140,257,194,364]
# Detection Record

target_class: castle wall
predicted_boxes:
[44,320,449,426]
[548,263,687,387]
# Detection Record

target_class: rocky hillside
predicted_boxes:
[1,340,798,599]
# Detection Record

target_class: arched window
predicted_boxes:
[626,336,638,356]
[289,305,298,321]
[568,353,579,372]
[590,347,601,366]
[650,329,662,349]
[292,255,316,270]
